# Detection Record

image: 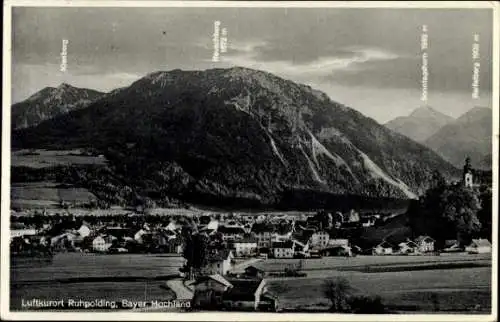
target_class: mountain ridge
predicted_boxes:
[12,67,460,207]
[424,106,492,170]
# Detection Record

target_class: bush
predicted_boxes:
[347,295,386,313]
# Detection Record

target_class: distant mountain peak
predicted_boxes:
[12,84,104,129]
[385,106,454,143]
[408,106,452,120]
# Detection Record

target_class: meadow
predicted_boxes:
[10,253,183,311]
[11,149,107,169]
[267,267,491,313]
[255,253,492,272]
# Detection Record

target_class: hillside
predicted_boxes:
[424,107,492,170]
[12,67,459,207]
[12,83,104,130]
[385,106,454,143]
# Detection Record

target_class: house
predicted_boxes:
[222,278,277,311]
[190,274,233,309]
[77,224,91,238]
[92,235,116,252]
[373,241,393,255]
[207,219,219,231]
[232,237,258,257]
[398,240,419,254]
[328,239,349,247]
[309,231,329,248]
[347,209,360,222]
[414,235,435,253]
[218,226,246,241]
[251,223,275,249]
[271,241,294,258]
[465,239,492,254]
[204,250,234,275]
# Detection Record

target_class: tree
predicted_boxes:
[323,277,352,312]
[411,178,482,247]
[477,187,492,239]
[182,228,209,278]
[439,184,481,245]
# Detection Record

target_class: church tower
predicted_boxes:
[463,157,473,188]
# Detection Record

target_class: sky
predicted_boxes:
[11,6,493,123]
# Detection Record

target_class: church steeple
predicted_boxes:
[463,156,473,188]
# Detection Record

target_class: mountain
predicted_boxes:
[12,67,459,207]
[384,106,454,143]
[11,83,104,129]
[424,107,492,170]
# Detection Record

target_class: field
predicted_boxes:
[255,254,492,272]
[10,253,183,310]
[11,182,96,209]
[267,267,491,312]
[11,149,107,169]
[260,254,492,313]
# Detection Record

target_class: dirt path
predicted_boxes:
[166,278,194,300]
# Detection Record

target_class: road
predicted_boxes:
[166,278,194,300]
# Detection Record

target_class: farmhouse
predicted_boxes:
[414,235,435,253]
[204,250,234,275]
[222,279,276,311]
[465,239,492,254]
[190,274,233,309]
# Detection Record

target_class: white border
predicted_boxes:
[2,1,498,321]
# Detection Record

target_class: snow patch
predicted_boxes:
[359,152,417,199]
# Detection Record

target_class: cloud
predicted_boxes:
[219,41,400,81]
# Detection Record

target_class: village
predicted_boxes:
[10,202,492,312]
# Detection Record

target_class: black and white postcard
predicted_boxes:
[1,1,498,321]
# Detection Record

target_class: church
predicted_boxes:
[462,157,474,188]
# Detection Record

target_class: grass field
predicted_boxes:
[255,254,492,272]
[11,149,107,169]
[10,253,183,311]
[11,182,96,209]
[267,267,491,312]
